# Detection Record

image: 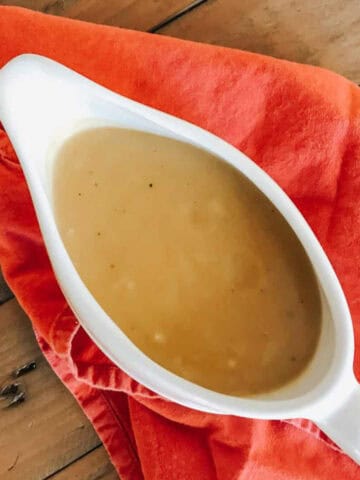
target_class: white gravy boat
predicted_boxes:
[1,54,359,463]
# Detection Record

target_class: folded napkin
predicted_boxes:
[1,6,360,479]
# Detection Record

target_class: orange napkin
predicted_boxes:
[1,6,360,479]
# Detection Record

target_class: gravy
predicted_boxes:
[53,127,322,396]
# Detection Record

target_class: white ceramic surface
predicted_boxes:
[0,54,359,463]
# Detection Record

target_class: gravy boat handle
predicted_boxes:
[314,375,360,464]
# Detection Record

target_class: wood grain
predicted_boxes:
[51,445,118,480]
[0,299,102,480]
[0,269,12,304]
[159,0,360,83]
[1,0,195,31]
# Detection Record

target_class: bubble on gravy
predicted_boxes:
[53,127,322,396]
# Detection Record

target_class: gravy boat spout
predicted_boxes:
[1,54,359,463]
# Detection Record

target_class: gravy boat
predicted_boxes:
[1,54,359,463]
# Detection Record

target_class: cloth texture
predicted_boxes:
[1,6,360,479]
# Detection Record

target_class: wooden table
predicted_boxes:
[0,1,359,479]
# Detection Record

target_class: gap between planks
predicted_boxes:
[0,268,13,305]
[148,0,208,33]
[46,445,118,479]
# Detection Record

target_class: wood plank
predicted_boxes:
[159,0,360,83]
[0,269,13,304]
[1,0,195,31]
[50,445,118,480]
[0,299,103,480]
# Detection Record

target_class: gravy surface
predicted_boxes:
[53,127,321,396]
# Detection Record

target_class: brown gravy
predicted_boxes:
[53,127,322,396]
